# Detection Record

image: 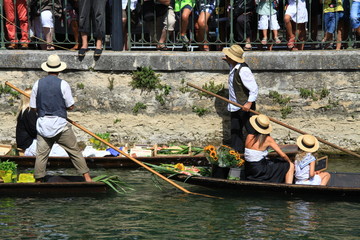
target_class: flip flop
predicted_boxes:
[287,37,295,49]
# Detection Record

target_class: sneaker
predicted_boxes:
[180,35,189,44]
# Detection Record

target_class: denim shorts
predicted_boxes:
[350,1,360,29]
[324,11,344,34]
[197,0,216,14]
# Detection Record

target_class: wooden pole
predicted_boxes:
[6,81,222,199]
[187,82,360,159]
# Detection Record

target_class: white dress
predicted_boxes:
[295,153,321,185]
[285,0,308,23]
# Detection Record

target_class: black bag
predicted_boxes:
[233,0,255,17]
[142,0,168,22]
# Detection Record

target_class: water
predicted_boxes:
[1,157,360,239]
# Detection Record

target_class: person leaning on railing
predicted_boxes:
[194,0,217,51]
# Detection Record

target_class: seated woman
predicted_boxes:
[16,89,68,157]
[244,114,294,183]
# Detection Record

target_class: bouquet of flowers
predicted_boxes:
[204,145,245,168]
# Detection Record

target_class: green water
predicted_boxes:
[0,157,359,239]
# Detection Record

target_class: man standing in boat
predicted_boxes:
[222,44,258,153]
[30,54,92,182]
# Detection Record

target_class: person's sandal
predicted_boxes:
[244,43,252,51]
[274,37,281,44]
[287,37,295,49]
[94,48,103,57]
[78,48,89,57]
[261,38,267,45]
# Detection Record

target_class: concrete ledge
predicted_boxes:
[0,50,359,71]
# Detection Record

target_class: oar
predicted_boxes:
[6,81,222,199]
[187,82,360,159]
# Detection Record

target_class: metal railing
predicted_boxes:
[0,0,358,51]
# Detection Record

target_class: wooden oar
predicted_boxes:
[187,82,360,159]
[6,81,222,199]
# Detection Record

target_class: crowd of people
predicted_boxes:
[2,0,359,52]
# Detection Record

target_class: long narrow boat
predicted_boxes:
[0,175,109,197]
[169,172,360,199]
[0,145,299,168]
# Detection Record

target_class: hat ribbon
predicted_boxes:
[47,63,61,69]
[255,118,269,130]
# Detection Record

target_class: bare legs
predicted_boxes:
[285,162,295,184]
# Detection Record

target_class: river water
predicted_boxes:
[0,156,359,239]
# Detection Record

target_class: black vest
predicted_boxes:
[233,63,250,105]
[36,75,67,118]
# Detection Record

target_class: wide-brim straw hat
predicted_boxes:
[249,114,273,134]
[41,54,67,72]
[297,134,319,153]
[222,44,245,63]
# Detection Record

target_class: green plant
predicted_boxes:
[280,106,293,119]
[108,77,115,91]
[199,81,224,98]
[77,83,85,89]
[0,84,20,98]
[132,102,147,114]
[318,88,330,99]
[269,91,291,105]
[114,118,121,124]
[192,105,209,116]
[299,88,315,99]
[93,175,134,194]
[0,160,17,172]
[299,88,330,101]
[130,66,161,91]
[155,94,165,105]
[89,133,110,150]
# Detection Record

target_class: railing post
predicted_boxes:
[0,0,5,49]
[112,0,123,51]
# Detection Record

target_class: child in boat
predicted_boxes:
[294,134,331,186]
[244,114,294,184]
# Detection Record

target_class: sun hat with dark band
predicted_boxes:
[297,134,319,153]
[249,114,273,134]
[41,54,67,72]
[222,44,245,63]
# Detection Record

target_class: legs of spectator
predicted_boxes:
[284,14,296,49]
[196,11,211,51]
[41,10,55,50]
[336,19,344,50]
[296,23,306,50]
[180,7,192,43]
[70,20,80,50]
[16,0,29,47]
[235,13,253,50]
[122,9,129,50]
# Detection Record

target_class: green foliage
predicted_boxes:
[323,99,339,110]
[157,145,204,155]
[179,79,191,93]
[199,81,224,98]
[299,88,330,101]
[0,160,17,172]
[131,66,161,91]
[132,102,147,114]
[108,77,115,91]
[89,133,110,150]
[155,94,165,105]
[77,83,85,89]
[114,118,121,124]
[0,84,20,98]
[269,91,291,105]
[192,105,209,116]
[269,91,292,119]
[93,175,134,194]
[280,106,293,119]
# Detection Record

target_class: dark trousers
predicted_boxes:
[78,0,107,38]
[230,105,256,153]
[234,12,255,42]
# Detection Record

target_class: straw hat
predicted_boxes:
[41,54,67,72]
[222,45,245,63]
[297,134,319,153]
[249,114,273,134]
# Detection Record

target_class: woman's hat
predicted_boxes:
[222,44,245,63]
[41,54,67,72]
[249,114,273,134]
[297,134,319,153]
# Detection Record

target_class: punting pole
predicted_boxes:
[6,81,223,199]
[187,82,360,159]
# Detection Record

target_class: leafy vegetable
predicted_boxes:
[0,160,17,172]
[93,175,134,194]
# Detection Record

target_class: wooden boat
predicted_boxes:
[169,172,360,199]
[0,144,299,168]
[0,175,109,197]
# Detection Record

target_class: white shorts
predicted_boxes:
[285,2,308,23]
[295,174,322,185]
[41,10,54,28]
[258,14,280,30]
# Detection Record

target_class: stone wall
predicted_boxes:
[0,50,359,154]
